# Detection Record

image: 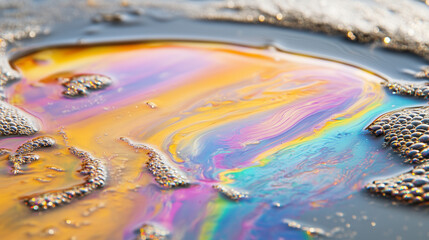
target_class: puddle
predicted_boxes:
[1,1,429,239]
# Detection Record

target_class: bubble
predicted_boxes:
[146,101,158,109]
[347,31,357,41]
[383,37,391,44]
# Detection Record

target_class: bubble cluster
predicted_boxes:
[0,101,39,136]
[384,81,429,99]
[15,136,56,155]
[59,74,112,97]
[365,106,429,204]
[22,147,106,211]
[120,137,190,188]
[9,136,55,174]
[366,106,429,164]
[135,223,170,240]
[212,184,249,201]
[282,219,340,238]
[366,162,429,204]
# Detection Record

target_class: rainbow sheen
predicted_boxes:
[0,42,423,239]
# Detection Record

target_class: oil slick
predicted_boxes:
[0,41,396,239]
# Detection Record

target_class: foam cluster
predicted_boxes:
[366,106,429,203]
[366,163,429,204]
[22,147,106,211]
[60,74,112,97]
[9,136,55,174]
[0,101,39,136]
[120,137,190,188]
[366,106,429,164]
[212,184,249,201]
[385,82,429,99]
